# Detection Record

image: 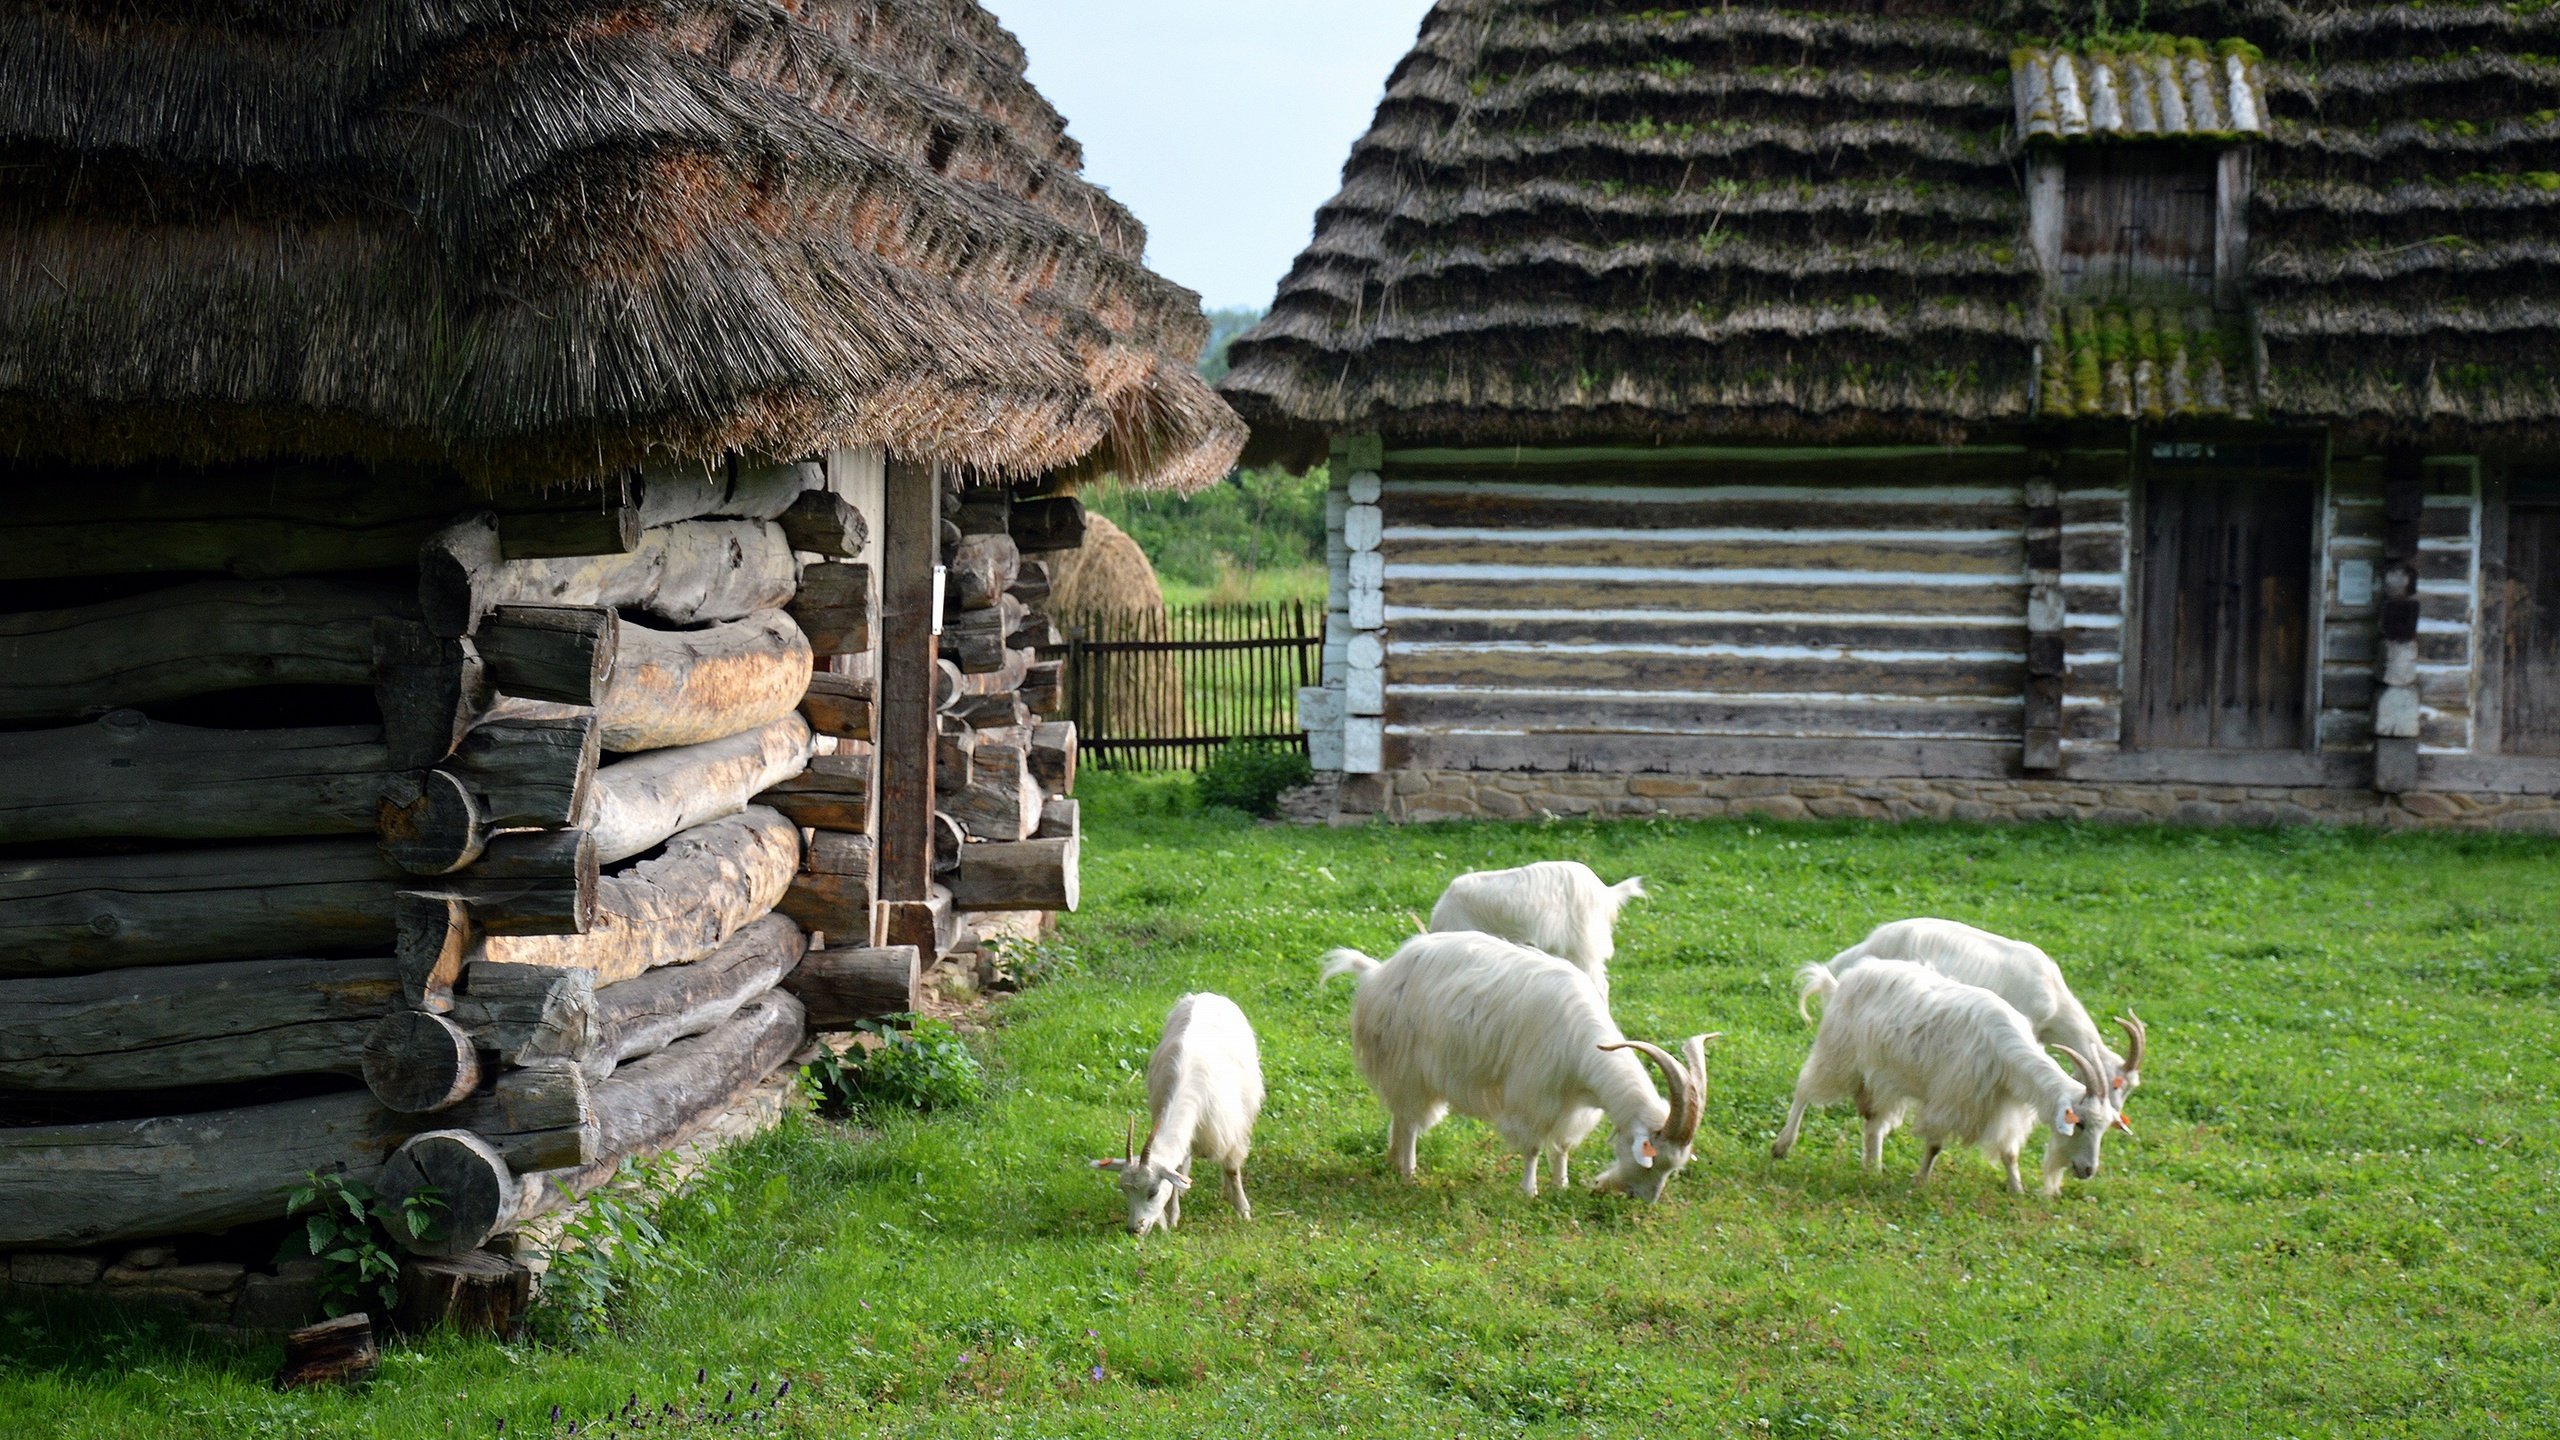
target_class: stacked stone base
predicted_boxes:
[1324,769,2560,833]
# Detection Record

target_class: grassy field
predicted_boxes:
[5,779,2558,1437]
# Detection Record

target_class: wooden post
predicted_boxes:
[2023,469,2066,771]
[877,459,939,950]
[2375,448,2425,793]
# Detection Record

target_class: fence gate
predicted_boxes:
[1060,603,1319,770]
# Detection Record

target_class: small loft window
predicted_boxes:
[2056,148,2218,301]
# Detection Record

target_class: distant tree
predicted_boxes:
[1196,307,1264,383]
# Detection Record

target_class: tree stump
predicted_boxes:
[276,1313,379,1390]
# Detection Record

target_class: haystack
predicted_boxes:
[1051,514,1187,749]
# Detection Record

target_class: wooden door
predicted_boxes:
[2059,148,2218,301]
[2503,493,2560,754]
[2133,475,2315,749]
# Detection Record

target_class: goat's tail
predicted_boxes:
[1610,874,1648,907]
[1319,948,1380,987]
[1793,962,1839,1024]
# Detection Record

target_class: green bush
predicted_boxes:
[803,1015,985,1119]
[280,1170,443,1316]
[1086,465,1327,592]
[1196,740,1315,818]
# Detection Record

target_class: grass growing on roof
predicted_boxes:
[5,780,2560,1436]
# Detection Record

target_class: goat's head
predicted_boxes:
[1589,1033,1719,1203]
[1089,1118,1189,1236]
[2040,1044,2124,1195]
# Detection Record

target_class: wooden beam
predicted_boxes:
[776,491,869,558]
[597,610,814,753]
[945,595,1028,674]
[633,460,816,528]
[756,752,872,831]
[0,954,397,1091]
[944,735,1040,841]
[373,619,482,769]
[1008,496,1087,553]
[0,579,398,723]
[377,714,599,876]
[420,516,798,636]
[950,836,1079,913]
[946,533,1021,611]
[498,488,640,559]
[788,561,875,656]
[466,807,799,986]
[378,1130,518,1257]
[362,1009,482,1113]
[0,714,387,844]
[0,840,402,974]
[582,715,811,864]
[799,672,875,740]
[1028,721,1078,794]
[581,911,803,1080]
[396,892,472,1013]
[0,464,472,581]
[876,459,940,910]
[784,945,919,1028]
[476,604,616,707]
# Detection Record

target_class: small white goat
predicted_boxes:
[1427,861,1647,995]
[1774,959,2120,1196]
[1321,931,1715,1202]
[1810,917,2145,1109]
[1090,992,1264,1236]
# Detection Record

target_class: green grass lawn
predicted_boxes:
[6,780,2559,1437]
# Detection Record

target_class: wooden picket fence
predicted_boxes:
[1059,603,1320,771]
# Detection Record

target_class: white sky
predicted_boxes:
[984,1,1438,311]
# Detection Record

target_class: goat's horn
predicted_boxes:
[2114,1009,2147,1074]
[1124,1118,1136,1164]
[2054,1043,2103,1095]
[1677,1033,1722,1144]
[1600,1039,1698,1145]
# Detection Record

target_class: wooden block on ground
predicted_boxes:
[277,1313,379,1390]
[394,1250,531,1339]
[785,946,921,1029]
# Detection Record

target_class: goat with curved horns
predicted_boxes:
[1321,930,1717,1202]
[1089,992,1263,1236]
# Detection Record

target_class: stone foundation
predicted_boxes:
[5,1245,328,1331]
[1328,769,2560,833]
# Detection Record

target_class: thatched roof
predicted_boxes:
[1222,2,2560,464]
[0,1,1243,491]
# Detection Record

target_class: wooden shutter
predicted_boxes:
[2133,475,2314,750]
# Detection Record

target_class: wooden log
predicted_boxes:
[0,579,400,723]
[1010,558,1052,605]
[441,1062,595,1172]
[0,464,470,582]
[950,836,1078,913]
[779,869,871,944]
[0,954,397,1091]
[598,611,813,753]
[1012,610,1062,652]
[362,1010,482,1113]
[945,595,1028,674]
[1008,496,1087,553]
[777,490,869,558]
[936,715,978,791]
[378,714,595,876]
[1036,795,1080,842]
[788,560,874,656]
[1028,721,1078,794]
[475,604,615,707]
[0,714,386,844]
[420,514,798,636]
[930,657,967,710]
[397,892,471,1012]
[947,692,1032,730]
[0,1090,407,1247]
[466,808,799,986]
[1022,660,1066,717]
[946,533,1021,611]
[450,965,598,1067]
[277,1314,379,1390]
[944,738,1039,841]
[947,648,1033,699]
[756,752,872,831]
[394,1250,531,1339]
[580,992,806,1166]
[784,946,919,1028]
[881,889,954,957]
[583,714,811,864]
[954,493,1011,536]
[0,840,401,974]
[800,672,875,741]
[934,812,965,875]
[463,828,599,937]
[633,460,816,528]
[499,499,639,560]
[378,1130,517,1258]
[583,912,803,1079]
[372,619,481,769]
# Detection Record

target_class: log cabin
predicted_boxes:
[0,1,1239,1328]
[1222,2,2560,832]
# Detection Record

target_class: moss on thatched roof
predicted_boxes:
[0,0,1242,491]
[1223,0,2560,463]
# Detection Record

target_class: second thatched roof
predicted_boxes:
[0,0,1243,491]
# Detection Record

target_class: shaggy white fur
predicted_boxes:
[1091,992,1264,1236]
[1426,861,1647,996]
[1808,917,2144,1103]
[1322,931,1710,1203]
[1775,959,2118,1197]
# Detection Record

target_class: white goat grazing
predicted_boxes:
[1774,959,2120,1196]
[1320,931,1716,1202]
[1090,993,1264,1236]
[1427,861,1647,995]
[1810,917,2145,1109]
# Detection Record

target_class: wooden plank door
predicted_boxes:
[2133,476,2315,749]
[2503,498,2560,754]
